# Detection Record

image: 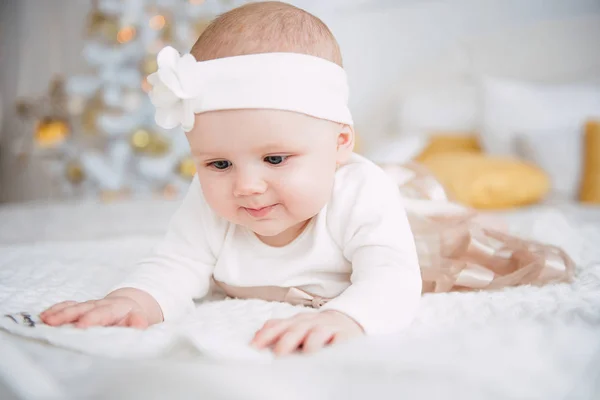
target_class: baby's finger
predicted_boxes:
[273,325,312,356]
[251,318,292,348]
[302,328,335,353]
[40,301,78,319]
[74,312,110,329]
[43,301,97,326]
[75,304,126,328]
[122,312,149,329]
[329,331,354,345]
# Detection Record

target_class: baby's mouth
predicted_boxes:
[243,204,277,218]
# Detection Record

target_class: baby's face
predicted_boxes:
[188,109,350,246]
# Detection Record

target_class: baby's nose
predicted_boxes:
[233,172,267,197]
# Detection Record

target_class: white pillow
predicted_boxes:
[397,81,479,135]
[367,135,428,165]
[480,77,600,198]
[514,128,583,199]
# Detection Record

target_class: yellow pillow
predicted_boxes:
[420,152,550,209]
[354,130,362,154]
[580,120,600,204]
[415,134,482,162]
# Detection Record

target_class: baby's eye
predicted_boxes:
[209,160,232,170]
[264,155,288,165]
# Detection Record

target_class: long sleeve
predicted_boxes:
[111,177,227,322]
[321,158,422,335]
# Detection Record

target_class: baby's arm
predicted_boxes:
[252,162,421,354]
[41,287,162,328]
[318,164,422,335]
[41,178,222,328]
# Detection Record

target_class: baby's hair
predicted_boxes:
[190,1,343,67]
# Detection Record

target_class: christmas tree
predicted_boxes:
[15,0,346,201]
[17,0,250,201]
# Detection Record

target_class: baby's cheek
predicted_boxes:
[279,177,331,218]
[202,182,235,219]
[207,199,231,220]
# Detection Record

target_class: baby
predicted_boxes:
[40,1,422,355]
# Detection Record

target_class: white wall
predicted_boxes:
[1,0,599,203]
[323,0,600,151]
[0,0,93,203]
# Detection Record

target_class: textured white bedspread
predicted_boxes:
[1,199,599,400]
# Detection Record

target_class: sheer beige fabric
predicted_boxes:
[215,281,331,309]
[213,162,574,305]
[381,162,575,293]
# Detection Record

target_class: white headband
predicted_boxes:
[147,46,353,132]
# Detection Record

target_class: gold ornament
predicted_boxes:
[117,26,137,44]
[81,93,104,135]
[88,10,109,34]
[87,5,120,43]
[142,55,158,75]
[65,160,85,185]
[35,118,70,148]
[130,128,171,156]
[177,156,197,179]
[131,128,150,150]
[14,76,71,159]
[103,20,120,43]
[147,135,170,156]
[15,76,70,125]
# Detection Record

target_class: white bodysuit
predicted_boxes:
[114,153,422,335]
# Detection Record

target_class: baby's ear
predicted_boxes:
[336,124,355,164]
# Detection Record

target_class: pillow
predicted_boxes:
[397,82,479,135]
[479,77,600,198]
[415,134,482,162]
[367,135,428,165]
[514,128,582,200]
[580,120,600,204]
[419,152,550,210]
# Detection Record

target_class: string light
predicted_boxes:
[149,15,166,30]
[117,26,136,43]
[141,77,152,93]
[35,0,232,197]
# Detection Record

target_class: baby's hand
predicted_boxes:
[40,294,151,329]
[251,310,364,356]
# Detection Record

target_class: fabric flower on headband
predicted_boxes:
[147,46,202,132]
[146,45,354,132]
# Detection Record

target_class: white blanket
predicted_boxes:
[1,200,600,399]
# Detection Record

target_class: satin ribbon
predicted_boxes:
[389,162,574,293]
[215,281,330,309]
[216,162,574,299]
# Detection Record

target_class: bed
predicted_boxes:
[2,2,600,399]
[1,197,599,400]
